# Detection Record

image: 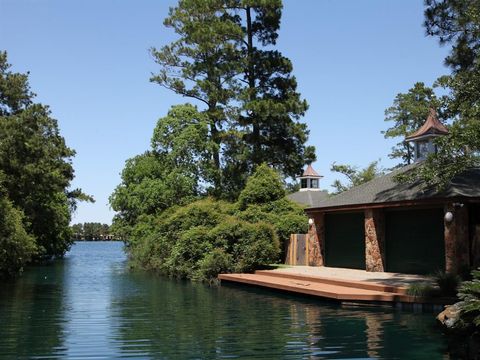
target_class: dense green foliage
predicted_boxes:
[125,165,307,281]
[424,0,480,73]
[110,104,215,237]
[0,51,89,276]
[445,268,480,357]
[457,268,480,330]
[330,161,384,194]
[236,164,307,244]
[237,164,285,209]
[0,182,36,278]
[151,0,314,197]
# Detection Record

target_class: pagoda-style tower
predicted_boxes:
[405,108,449,162]
[299,164,323,191]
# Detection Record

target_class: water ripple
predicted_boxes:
[0,242,450,359]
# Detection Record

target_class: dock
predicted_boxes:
[218,267,451,305]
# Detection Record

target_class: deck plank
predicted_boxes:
[218,272,437,304]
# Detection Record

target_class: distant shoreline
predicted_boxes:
[73,239,123,242]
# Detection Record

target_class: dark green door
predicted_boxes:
[325,212,365,269]
[386,208,444,274]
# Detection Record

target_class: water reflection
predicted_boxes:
[0,261,66,358]
[112,274,449,359]
[60,241,127,358]
[0,242,450,359]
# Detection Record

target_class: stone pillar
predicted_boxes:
[307,212,324,266]
[444,204,470,273]
[365,209,385,272]
[444,204,456,273]
[456,205,470,271]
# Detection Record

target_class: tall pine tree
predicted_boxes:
[235,1,314,176]
[151,0,315,198]
[150,0,242,194]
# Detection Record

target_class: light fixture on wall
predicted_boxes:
[444,211,454,223]
[308,218,314,226]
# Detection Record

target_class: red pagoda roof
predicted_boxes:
[406,108,449,141]
[303,164,321,177]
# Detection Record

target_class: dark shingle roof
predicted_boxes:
[287,190,330,206]
[307,165,480,210]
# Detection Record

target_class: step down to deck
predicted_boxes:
[218,271,438,304]
[254,270,408,295]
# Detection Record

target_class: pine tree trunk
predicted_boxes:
[246,6,260,165]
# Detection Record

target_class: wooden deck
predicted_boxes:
[218,269,449,305]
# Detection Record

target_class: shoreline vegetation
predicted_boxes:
[0,51,92,279]
[120,164,307,282]
[73,238,122,242]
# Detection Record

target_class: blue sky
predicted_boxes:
[0,0,450,224]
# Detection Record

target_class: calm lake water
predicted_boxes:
[0,241,451,359]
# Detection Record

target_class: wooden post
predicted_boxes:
[286,234,293,265]
[293,234,297,266]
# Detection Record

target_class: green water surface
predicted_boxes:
[0,242,451,359]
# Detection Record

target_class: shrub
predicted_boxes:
[260,197,305,216]
[433,270,461,298]
[127,198,280,281]
[237,164,285,209]
[166,226,214,278]
[272,213,308,245]
[232,221,279,273]
[194,249,233,282]
[406,283,438,298]
[209,218,280,273]
[237,199,308,246]
[457,268,480,329]
[128,230,167,272]
[0,194,36,278]
[126,166,307,282]
[209,217,252,251]
[161,198,232,234]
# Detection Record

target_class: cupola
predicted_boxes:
[299,164,323,191]
[405,108,449,162]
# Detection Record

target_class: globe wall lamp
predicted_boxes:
[444,211,454,223]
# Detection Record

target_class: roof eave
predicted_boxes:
[406,131,449,142]
[305,196,480,214]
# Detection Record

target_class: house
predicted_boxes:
[287,164,329,206]
[305,109,480,275]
